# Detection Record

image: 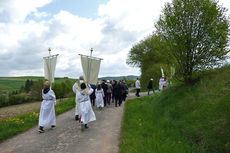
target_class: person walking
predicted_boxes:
[135,78,141,97]
[113,81,123,107]
[90,84,96,106]
[76,82,96,131]
[159,77,164,91]
[111,80,116,103]
[95,84,104,109]
[106,80,113,105]
[38,81,56,133]
[101,80,108,106]
[121,80,128,101]
[73,76,84,121]
[147,78,155,95]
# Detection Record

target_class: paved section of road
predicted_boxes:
[0,92,149,153]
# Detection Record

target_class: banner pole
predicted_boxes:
[48,48,52,88]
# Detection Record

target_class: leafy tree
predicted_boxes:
[127,34,174,87]
[30,79,44,101]
[155,0,229,83]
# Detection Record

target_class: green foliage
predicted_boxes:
[52,79,74,99]
[127,34,175,87]
[156,0,230,83]
[0,98,75,142]
[121,65,230,153]
[25,79,33,93]
[122,77,136,87]
[30,79,44,101]
[0,95,8,107]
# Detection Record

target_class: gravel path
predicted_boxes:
[0,92,149,153]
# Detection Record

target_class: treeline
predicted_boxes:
[127,0,229,87]
[0,79,75,107]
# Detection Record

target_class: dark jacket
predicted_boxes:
[113,82,123,98]
[147,80,153,89]
[90,84,96,99]
[101,82,108,95]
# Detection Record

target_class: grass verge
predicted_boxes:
[120,66,230,153]
[0,98,75,142]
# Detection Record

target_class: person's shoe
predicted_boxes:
[51,125,56,129]
[75,115,79,120]
[84,124,89,129]
[38,126,44,133]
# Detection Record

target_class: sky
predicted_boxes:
[0,0,229,78]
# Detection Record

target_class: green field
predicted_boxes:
[120,65,230,153]
[0,77,76,92]
[0,80,25,92]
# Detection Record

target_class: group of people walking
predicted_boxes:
[38,76,129,133]
[38,76,168,133]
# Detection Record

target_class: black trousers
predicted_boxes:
[103,95,107,106]
[90,97,95,106]
[115,97,122,106]
[136,89,140,97]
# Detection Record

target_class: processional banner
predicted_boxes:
[80,55,101,84]
[43,55,58,83]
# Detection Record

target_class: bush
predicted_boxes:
[0,94,9,107]
[8,94,27,105]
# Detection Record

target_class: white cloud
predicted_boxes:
[0,0,52,23]
[0,0,229,78]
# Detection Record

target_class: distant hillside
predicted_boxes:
[98,75,139,81]
[0,76,75,92]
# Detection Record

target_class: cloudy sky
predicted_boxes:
[0,0,229,78]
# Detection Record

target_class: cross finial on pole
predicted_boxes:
[48,48,51,56]
[90,48,93,57]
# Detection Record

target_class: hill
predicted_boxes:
[0,77,75,92]
[120,65,230,153]
[98,75,139,81]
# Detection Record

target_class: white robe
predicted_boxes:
[39,89,56,127]
[95,89,104,108]
[76,88,96,124]
[73,82,81,116]
[159,78,164,91]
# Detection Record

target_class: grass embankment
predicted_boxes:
[120,66,230,153]
[0,98,75,142]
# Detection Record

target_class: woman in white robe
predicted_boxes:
[95,84,104,109]
[38,81,56,133]
[76,82,96,130]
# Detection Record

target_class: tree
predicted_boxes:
[155,0,229,83]
[127,34,175,87]
[30,80,44,101]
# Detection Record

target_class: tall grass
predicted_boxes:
[120,65,230,153]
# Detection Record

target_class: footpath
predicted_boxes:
[0,92,148,153]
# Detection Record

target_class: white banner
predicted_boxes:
[81,55,101,84]
[161,67,164,78]
[44,55,58,83]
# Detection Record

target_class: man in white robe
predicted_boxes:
[73,76,84,120]
[38,81,56,133]
[76,82,96,131]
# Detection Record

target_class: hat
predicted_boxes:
[150,78,153,80]
[107,80,110,83]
